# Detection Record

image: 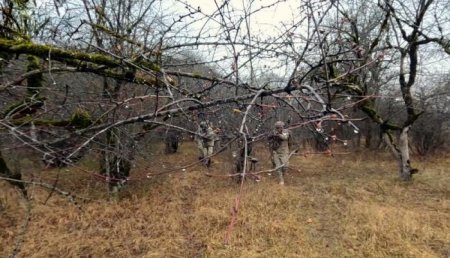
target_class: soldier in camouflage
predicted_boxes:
[195,121,216,167]
[268,121,294,185]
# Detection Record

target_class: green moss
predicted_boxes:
[132,60,160,72]
[343,83,363,95]
[192,72,201,78]
[0,38,160,72]
[10,108,93,128]
[70,108,92,128]
[146,63,160,72]
[445,47,450,55]
[0,39,162,88]
[0,38,117,67]
[361,101,376,116]
[13,0,29,9]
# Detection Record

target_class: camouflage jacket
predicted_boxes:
[195,126,216,148]
[268,129,294,153]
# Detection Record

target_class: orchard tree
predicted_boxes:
[411,75,450,155]
[2,1,449,253]
[3,0,447,202]
[310,0,450,180]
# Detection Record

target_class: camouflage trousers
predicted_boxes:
[198,145,214,166]
[272,151,289,184]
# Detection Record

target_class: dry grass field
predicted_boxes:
[1,142,449,257]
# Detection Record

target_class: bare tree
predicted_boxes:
[1,0,448,200]
[411,76,450,155]
[309,0,450,180]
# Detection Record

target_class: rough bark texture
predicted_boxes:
[99,80,133,197]
[164,129,181,154]
[382,127,415,181]
[100,128,131,198]
[0,151,27,196]
[398,126,413,181]
[0,39,160,87]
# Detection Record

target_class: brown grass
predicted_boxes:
[1,142,449,258]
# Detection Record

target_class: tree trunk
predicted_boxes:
[365,122,372,149]
[0,151,27,196]
[99,79,133,198]
[356,132,362,148]
[164,129,180,154]
[398,126,413,180]
[100,128,132,198]
[314,136,328,152]
[382,126,415,181]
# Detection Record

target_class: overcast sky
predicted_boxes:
[173,0,302,36]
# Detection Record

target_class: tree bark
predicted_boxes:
[100,128,131,198]
[99,79,133,197]
[382,126,414,181]
[0,151,27,196]
[365,122,372,149]
[398,126,413,181]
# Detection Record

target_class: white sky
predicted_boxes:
[172,0,302,36]
[194,1,296,24]
[166,0,307,79]
[173,0,450,81]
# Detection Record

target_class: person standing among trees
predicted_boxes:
[268,121,294,185]
[195,121,216,167]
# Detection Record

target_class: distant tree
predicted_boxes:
[411,78,450,155]
[312,0,450,180]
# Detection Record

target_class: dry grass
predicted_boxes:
[1,142,449,257]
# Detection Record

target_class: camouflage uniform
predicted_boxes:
[268,121,293,185]
[195,121,216,166]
